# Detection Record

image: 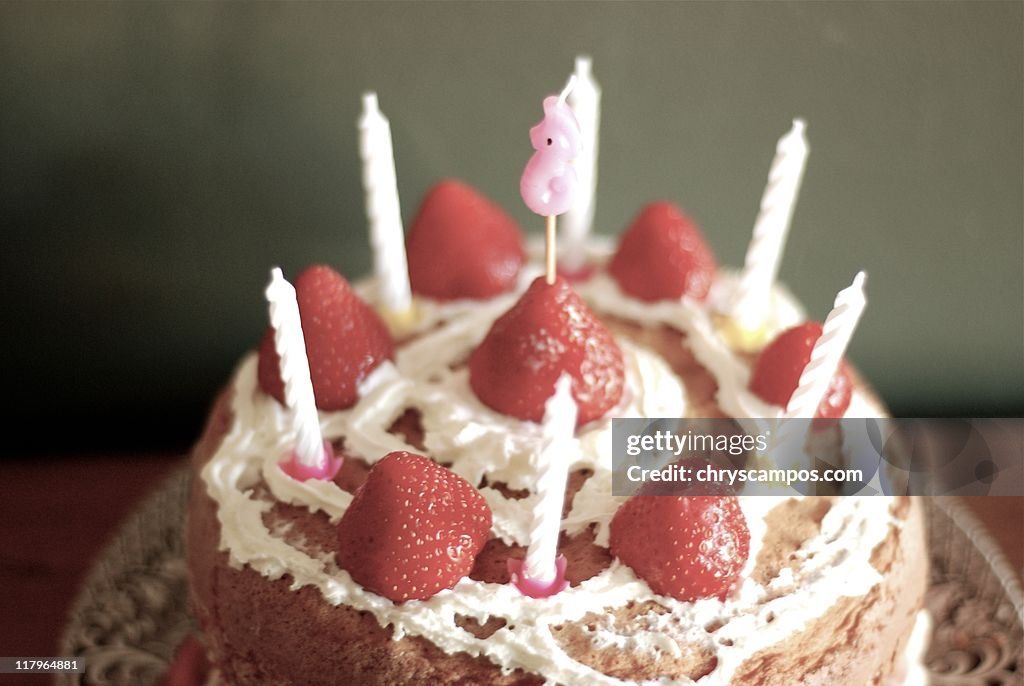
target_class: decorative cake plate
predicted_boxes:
[56,468,1023,686]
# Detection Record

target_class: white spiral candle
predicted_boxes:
[359,92,412,318]
[732,119,809,329]
[562,56,600,271]
[265,268,324,467]
[786,271,867,419]
[524,374,577,584]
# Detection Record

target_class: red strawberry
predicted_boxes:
[608,201,718,302]
[257,265,394,411]
[469,275,624,426]
[406,179,526,300]
[336,451,492,602]
[748,322,853,420]
[609,478,749,602]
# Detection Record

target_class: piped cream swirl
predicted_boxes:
[202,245,896,685]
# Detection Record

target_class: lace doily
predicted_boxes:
[57,469,1023,685]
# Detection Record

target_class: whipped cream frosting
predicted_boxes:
[202,241,897,685]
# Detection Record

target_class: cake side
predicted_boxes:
[186,385,925,686]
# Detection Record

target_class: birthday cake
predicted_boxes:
[184,68,928,686]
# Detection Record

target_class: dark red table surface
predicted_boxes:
[1,454,1021,686]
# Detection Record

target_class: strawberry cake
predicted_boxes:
[185,179,928,685]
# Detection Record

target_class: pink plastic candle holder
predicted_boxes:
[507,554,568,599]
[278,440,342,482]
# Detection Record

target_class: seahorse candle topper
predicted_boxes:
[520,76,582,284]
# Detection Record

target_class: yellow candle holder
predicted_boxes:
[381,302,419,338]
[713,313,773,354]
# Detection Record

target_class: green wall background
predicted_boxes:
[1,2,1021,453]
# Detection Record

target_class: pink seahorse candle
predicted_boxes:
[520,76,582,284]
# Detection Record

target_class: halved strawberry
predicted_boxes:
[607,201,718,302]
[336,451,492,602]
[468,275,624,426]
[257,265,394,411]
[609,477,749,602]
[406,179,526,300]
[748,322,853,420]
